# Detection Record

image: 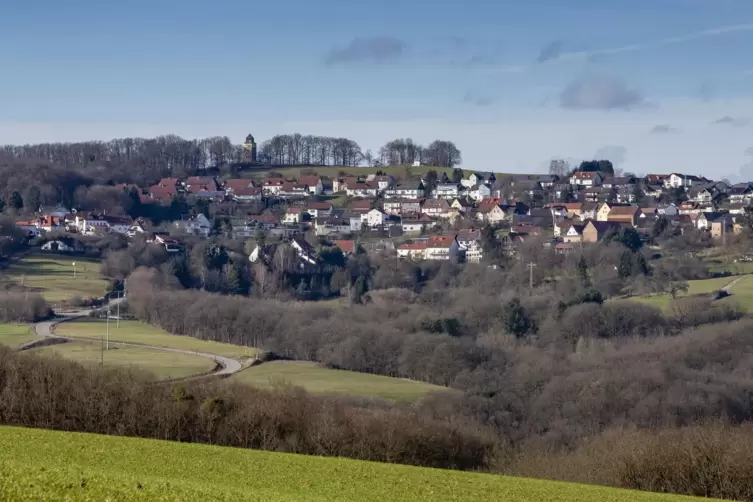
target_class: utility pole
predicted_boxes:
[106,309,111,351]
[526,262,537,292]
[72,261,76,279]
[116,296,120,328]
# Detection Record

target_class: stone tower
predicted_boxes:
[243,134,257,164]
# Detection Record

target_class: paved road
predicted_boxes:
[30,304,243,379]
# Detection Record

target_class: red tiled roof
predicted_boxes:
[427,236,455,247]
[333,240,355,254]
[398,243,428,250]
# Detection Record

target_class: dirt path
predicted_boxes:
[27,304,243,380]
[721,275,749,292]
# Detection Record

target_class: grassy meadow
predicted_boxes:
[0,426,708,502]
[231,361,449,403]
[31,341,216,380]
[0,324,36,348]
[244,164,457,181]
[0,254,108,302]
[630,276,739,311]
[55,318,256,359]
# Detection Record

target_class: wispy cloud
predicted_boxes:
[463,90,493,106]
[505,22,753,73]
[560,75,646,111]
[325,37,407,65]
[714,116,750,127]
[650,124,680,135]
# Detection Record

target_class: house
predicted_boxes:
[468,184,492,202]
[279,183,311,198]
[582,220,625,243]
[583,187,614,203]
[397,242,428,260]
[570,171,603,187]
[476,203,507,224]
[664,173,707,189]
[606,205,641,227]
[362,208,388,228]
[75,213,133,235]
[384,181,425,199]
[422,199,450,217]
[248,210,281,229]
[148,233,182,253]
[224,179,263,202]
[41,238,80,253]
[710,216,735,239]
[185,176,217,191]
[554,219,577,238]
[678,201,704,215]
[729,185,753,205]
[346,182,379,198]
[644,184,664,198]
[282,207,305,224]
[537,174,559,188]
[305,202,334,219]
[174,213,211,237]
[38,204,72,218]
[579,203,599,221]
[695,212,725,230]
[365,174,395,191]
[728,203,747,215]
[614,187,636,204]
[433,184,461,199]
[450,198,472,213]
[401,214,438,234]
[456,229,483,263]
[602,176,635,189]
[262,178,286,195]
[639,207,658,219]
[657,203,679,216]
[462,172,496,188]
[332,240,356,255]
[555,242,576,255]
[645,174,669,186]
[249,237,317,266]
[297,175,324,195]
[597,203,635,222]
[383,200,403,215]
[348,199,372,214]
[149,182,179,201]
[687,186,714,204]
[401,199,422,215]
[546,202,583,218]
[315,217,352,236]
[425,235,463,261]
[513,181,544,199]
[333,177,359,193]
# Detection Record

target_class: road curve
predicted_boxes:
[31,310,243,379]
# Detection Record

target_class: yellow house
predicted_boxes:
[596,203,612,221]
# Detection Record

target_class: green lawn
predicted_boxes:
[31,341,216,380]
[630,276,737,311]
[0,426,707,501]
[0,254,107,302]
[720,276,753,312]
[56,318,255,359]
[231,361,448,403]
[0,324,36,348]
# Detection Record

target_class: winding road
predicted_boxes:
[26,301,243,380]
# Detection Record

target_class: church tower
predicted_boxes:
[243,134,257,164]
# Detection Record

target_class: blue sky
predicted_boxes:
[3,0,753,178]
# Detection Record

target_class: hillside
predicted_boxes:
[243,163,457,181]
[0,426,708,501]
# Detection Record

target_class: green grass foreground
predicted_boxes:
[0,426,709,501]
[630,276,738,311]
[231,360,447,402]
[32,341,216,380]
[0,324,36,348]
[56,318,256,359]
[0,254,107,302]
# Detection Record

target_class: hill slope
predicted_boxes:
[0,426,708,501]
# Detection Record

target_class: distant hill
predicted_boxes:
[0,426,704,501]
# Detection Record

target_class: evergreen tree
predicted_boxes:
[577,255,590,287]
[502,298,534,338]
[0,199,6,213]
[618,250,634,279]
[9,191,23,211]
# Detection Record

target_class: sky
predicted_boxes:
[2,0,753,179]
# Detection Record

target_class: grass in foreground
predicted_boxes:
[31,341,216,380]
[0,324,36,348]
[720,275,753,312]
[231,361,449,403]
[630,276,737,311]
[55,318,256,359]
[0,426,707,502]
[0,254,107,302]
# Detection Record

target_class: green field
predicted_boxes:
[245,164,456,181]
[630,276,738,311]
[0,426,705,502]
[0,254,108,302]
[31,341,216,380]
[720,276,753,311]
[0,324,36,348]
[55,318,256,359]
[231,361,448,402]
